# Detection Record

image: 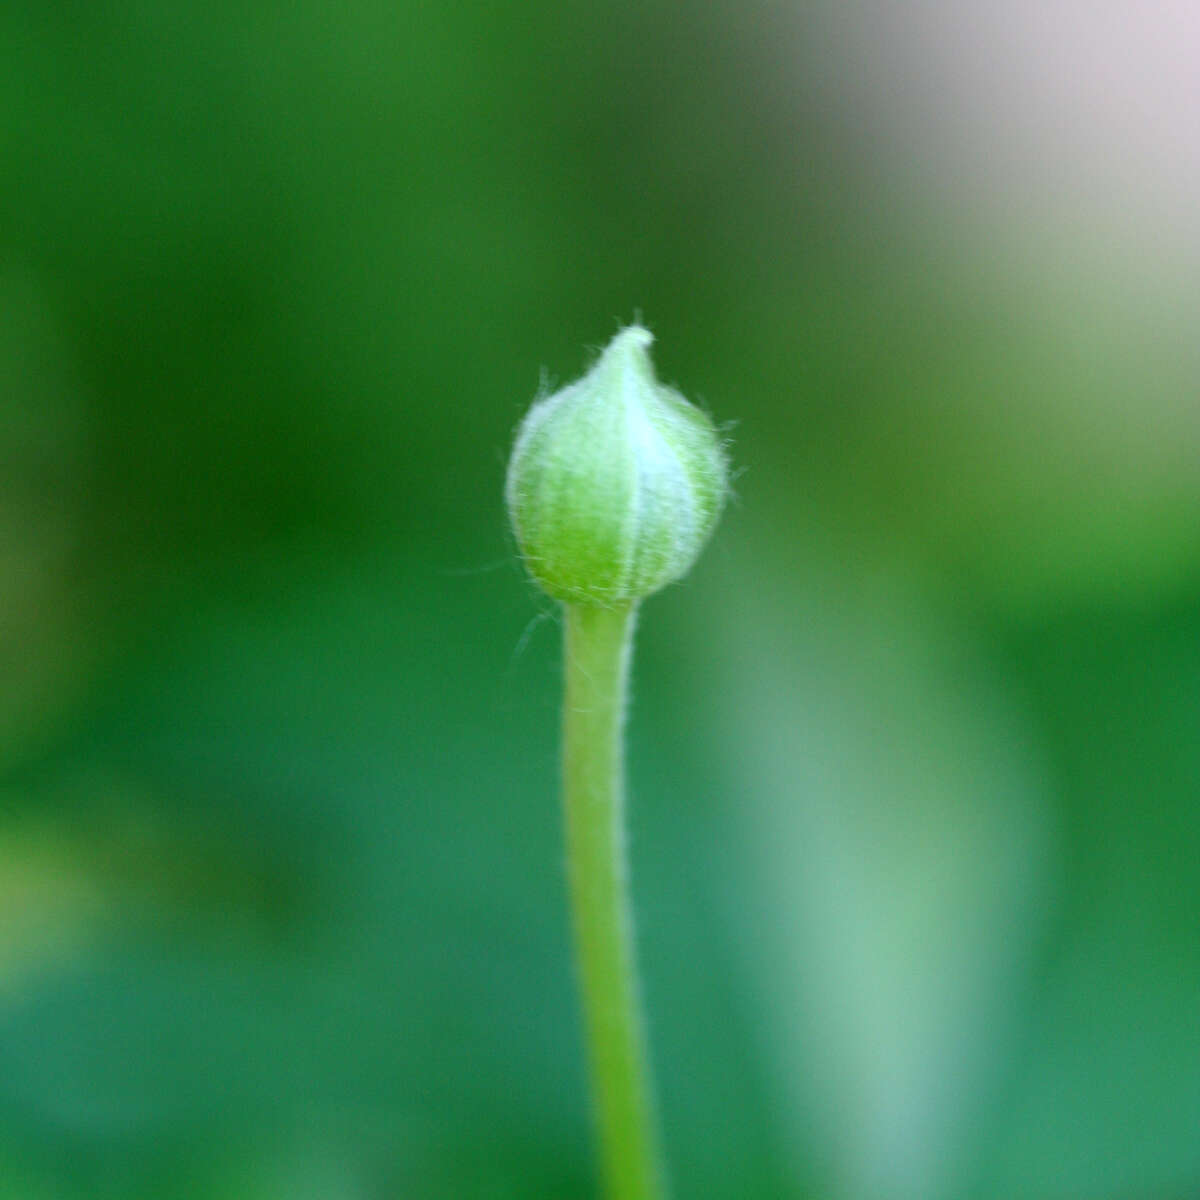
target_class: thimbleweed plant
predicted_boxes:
[506,325,729,1199]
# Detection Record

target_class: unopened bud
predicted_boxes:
[506,326,728,605]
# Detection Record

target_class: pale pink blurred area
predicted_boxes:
[803,1,1200,283]
[730,1,1200,612]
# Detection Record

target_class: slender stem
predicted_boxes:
[562,601,666,1200]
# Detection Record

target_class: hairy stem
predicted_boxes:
[562,601,666,1200]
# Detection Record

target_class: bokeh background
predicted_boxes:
[2,3,1199,1197]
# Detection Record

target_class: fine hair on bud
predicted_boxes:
[506,325,728,606]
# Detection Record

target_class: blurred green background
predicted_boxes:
[2,2,1199,1197]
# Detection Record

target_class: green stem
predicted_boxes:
[562,601,666,1200]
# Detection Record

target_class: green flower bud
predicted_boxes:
[506,325,728,606]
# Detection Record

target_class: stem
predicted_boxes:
[562,601,666,1200]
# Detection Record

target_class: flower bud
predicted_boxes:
[506,325,728,605]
